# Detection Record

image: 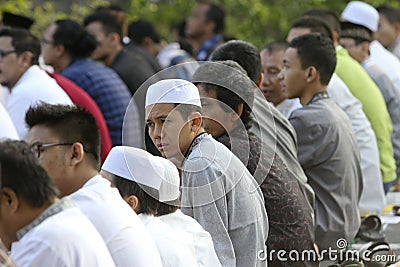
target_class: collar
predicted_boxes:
[16,197,74,240]
[196,34,222,61]
[183,132,208,160]
[306,91,330,105]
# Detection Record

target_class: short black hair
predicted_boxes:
[128,19,160,44]
[0,140,59,208]
[53,19,97,59]
[25,103,101,169]
[84,10,123,38]
[201,2,225,34]
[113,175,159,215]
[290,16,333,41]
[289,33,336,85]
[192,60,255,130]
[376,5,400,24]
[301,8,341,36]
[173,103,202,120]
[263,41,289,54]
[0,27,39,65]
[211,40,261,84]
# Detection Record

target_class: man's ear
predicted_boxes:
[1,188,19,213]
[124,195,140,213]
[360,41,370,54]
[257,74,262,88]
[69,142,85,166]
[108,32,121,46]
[54,44,65,57]
[18,51,33,68]
[306,66,318,83]
[189,112,203,132]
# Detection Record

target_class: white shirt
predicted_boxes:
[327,73,385,214]
[370,40,400,95]
[6,65,72,140]
[0,103,18,140]
[69,175,162,267]
[275,98,301,118]
[159,210,222,267]
[139,213,198,267]
[11,203,115,267]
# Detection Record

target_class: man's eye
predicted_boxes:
[147,122,154,127]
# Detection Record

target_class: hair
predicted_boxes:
[0,140,59,207]
[157,200,179,216]
[193,60,254,129]
[376,5,400,24]
[113,175,159,215]
[201,1,225,34]
[84,10,123,38]
[289,33,336,85]
[340,21,373,43]
[290,16,333,41]
[128,19,160,44]
[0,27,40,65]
[263,41,289,54]
[211,40,261,84]
[173,103,202,120]
[93,5,128,38]
[53,19,98,59]
[25,103,101,169]
[301,8,341,36]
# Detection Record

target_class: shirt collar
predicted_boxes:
[183,132,208,160]
[16,197,74,240]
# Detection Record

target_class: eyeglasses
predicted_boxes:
[0,50,17,60]
[30,142,74,158]
[40,38,54,45]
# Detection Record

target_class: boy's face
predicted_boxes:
[197,85,230,139]
[145,103,194,166]
[278,47,308,100]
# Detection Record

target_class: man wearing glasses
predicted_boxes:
[25,103,162,267]
[0,27,72,140]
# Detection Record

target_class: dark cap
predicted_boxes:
[2,11,34,30]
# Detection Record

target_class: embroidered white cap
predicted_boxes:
[102,146,180,202]
[341,1,379,32]
[145,79,201,108]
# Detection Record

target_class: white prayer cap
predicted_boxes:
[102,146,180,202]
[341,1,379,32]
[145,79,201,108]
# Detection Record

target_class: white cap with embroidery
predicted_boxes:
[341,1,379,32]
[102,146,180,202]
[145,79,201,108]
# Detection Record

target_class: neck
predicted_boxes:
[53,55,73,73]
[104,45,122,66]
[189,33,215,54]
[299,86,327,106]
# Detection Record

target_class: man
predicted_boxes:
[376,5,400,59]
[278,33,362,250]
[286,16,386,213]
[101,146,221,267]
[145,79,268,267]
[341,1,400,96]
[210,39,315,211]
[0,140,115,267]
[290,11,396,193]
[193,60,317,266]
[340,21,400,186]
[185,2,225,60]
[260,41,301,117]
[41,19,140,147]
[0,27,72,140]
[25,103,162,267]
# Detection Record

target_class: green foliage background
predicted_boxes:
[1,0,399,49]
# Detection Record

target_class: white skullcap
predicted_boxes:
[102,146,180,202]
[341,1,379,32]
[145,79,201,108]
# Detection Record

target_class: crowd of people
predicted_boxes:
[0,1,400,266]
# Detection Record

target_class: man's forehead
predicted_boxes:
[145,103,176,118]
